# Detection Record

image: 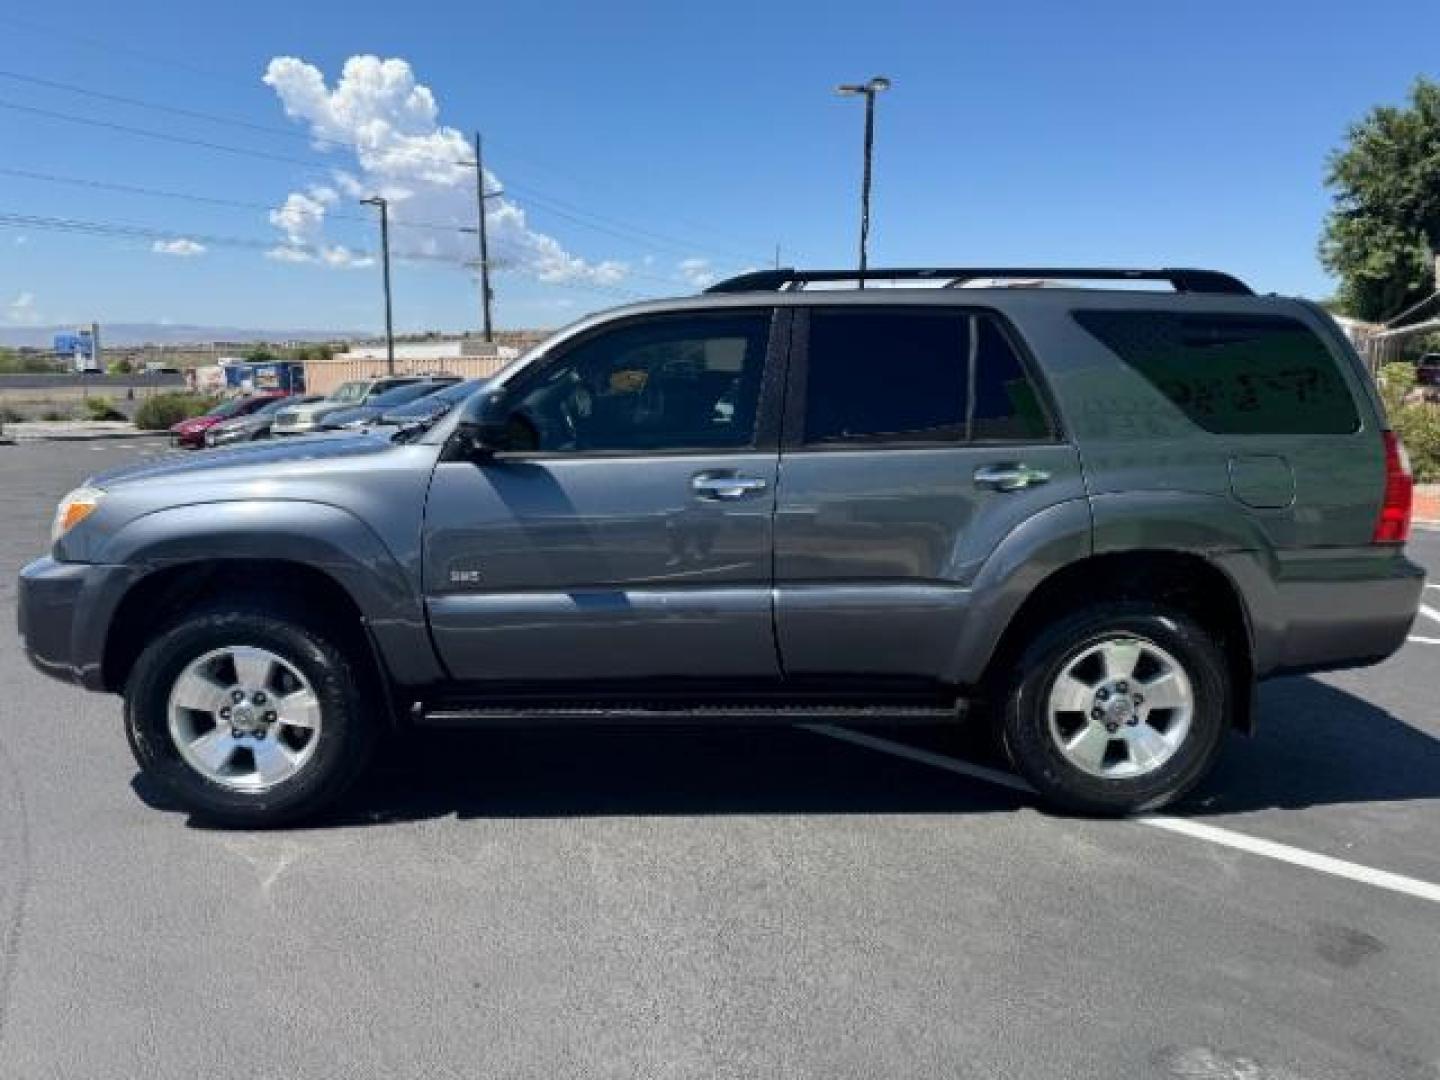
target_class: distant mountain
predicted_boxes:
[0,323,363,348]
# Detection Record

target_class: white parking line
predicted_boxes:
[803,724,1440,907]
[1420,603,1440,624]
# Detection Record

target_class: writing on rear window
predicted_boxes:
[1072,311,1359,435]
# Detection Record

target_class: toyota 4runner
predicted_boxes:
[18,267,1425,826]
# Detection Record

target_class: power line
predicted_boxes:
[0,209,648,301]
[0,98,335,172]
[0,14,258,89]
[0,210,455,264]
[0,68,773,266]
[0,165,469,234]
[0,68,473,168]
[0,96,758,268]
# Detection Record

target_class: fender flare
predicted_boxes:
[88,500,443,686]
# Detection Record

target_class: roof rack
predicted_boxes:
[703,266,1253,296]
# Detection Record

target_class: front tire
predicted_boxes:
[999,603,1230,815]
[125,606,378,827]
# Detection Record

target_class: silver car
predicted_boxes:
[271,377,423,435]
[204,395,321,447]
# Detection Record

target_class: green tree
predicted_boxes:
[1320,78,1440,322]
[245,345,279,363]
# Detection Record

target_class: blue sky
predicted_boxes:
[2,0,1438,335]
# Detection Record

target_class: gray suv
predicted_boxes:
[17,266,1425,826]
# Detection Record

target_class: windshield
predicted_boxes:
[329,381,369,404]
[366,381,453,408]
[385,379,486,417]
[205,399,246,419]
[252,397,295,416]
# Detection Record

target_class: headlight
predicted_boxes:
[52,486,104,542]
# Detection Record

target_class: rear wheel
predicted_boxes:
[125,606,378,827]
[999,603,1230,815]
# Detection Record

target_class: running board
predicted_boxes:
[415,701,965,728]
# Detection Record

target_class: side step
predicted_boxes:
[416,701,965,728]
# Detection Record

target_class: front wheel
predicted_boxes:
[999,603,1230,815]
[124,606,378,827]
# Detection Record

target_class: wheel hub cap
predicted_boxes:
[1045,635,1195,780]
[166,646,322,792]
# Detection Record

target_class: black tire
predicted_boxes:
[124,605,378,827]
[999,602,1230,816]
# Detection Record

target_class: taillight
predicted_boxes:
[1373,430,1414,544]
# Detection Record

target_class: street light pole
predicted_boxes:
[836,76,891,289]
[360,195,395,374]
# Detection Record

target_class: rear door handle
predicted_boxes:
[692,473,768,500]
[973,463,1051,492]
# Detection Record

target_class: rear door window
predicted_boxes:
[1073,310,1360,435]
[800,307,1052,445]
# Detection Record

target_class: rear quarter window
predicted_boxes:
[1072,310,1360,435]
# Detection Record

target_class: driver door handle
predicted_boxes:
[692,473,768,500]
[973,463,1051,492]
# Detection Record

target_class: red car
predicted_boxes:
[169,393,290,448]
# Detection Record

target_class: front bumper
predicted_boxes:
[17,556,137,691]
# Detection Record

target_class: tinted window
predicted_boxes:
[803,308,1050,444]
[507,312,770,453]
[1074,311,1360,435]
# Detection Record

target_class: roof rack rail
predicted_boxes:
[703,266,1253,296]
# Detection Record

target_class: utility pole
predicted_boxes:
[836,76,891,289]
[469,132,505,344]
[360,195,395,373]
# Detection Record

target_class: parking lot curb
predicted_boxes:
[3,429,167,443]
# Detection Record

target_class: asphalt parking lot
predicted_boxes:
[1,438,1438,1080]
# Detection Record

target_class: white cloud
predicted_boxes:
[677,257,717,287]
[6,291,37,324]
[152,238,207,257]
[262,55,627,285]
[266,244,314,264]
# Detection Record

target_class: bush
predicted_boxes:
[1377,363,1440,481]
[40,408,74,422]
[83,395,126,422]
[1378,362,1416,415]
[1394,403,1440,483]
[134,393,218,430]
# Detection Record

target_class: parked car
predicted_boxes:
[376,378,490,431]
[19,265,1424,826]
[270,376,424,436]
[315,378,462,431]
[168,392,289,449]
[1416,353,1440,387]
[204,395,324,448]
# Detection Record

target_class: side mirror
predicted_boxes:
[442,386,513,461]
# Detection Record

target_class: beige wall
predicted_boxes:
[304,355,511,396]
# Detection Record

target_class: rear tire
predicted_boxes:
[999,602,1230,815]
[124,605,378,827]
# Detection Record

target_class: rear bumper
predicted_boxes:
[17,556,136,691]
[1219,549,1426,677]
